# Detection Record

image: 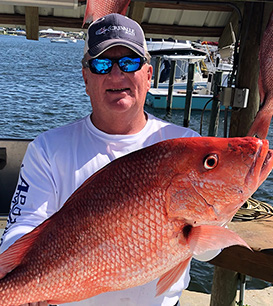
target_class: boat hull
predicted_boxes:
[146,88,225,110]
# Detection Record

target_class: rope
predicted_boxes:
[233,197,273,221]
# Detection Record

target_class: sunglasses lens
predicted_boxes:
[119,57,141,72]
[89,57,146,74]
[90,58,112,74]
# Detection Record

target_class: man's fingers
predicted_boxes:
[20,302,48,306]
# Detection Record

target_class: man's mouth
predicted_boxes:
[106,88,130,93]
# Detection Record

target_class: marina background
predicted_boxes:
[0,34,272,294]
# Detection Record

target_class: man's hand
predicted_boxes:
[21,302,48,306]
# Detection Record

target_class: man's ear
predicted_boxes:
[82,68,90,95]
[82,68,88,85]
[147,64,153,90]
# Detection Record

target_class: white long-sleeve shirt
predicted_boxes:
[0,113,218,306]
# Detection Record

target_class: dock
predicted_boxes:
[208,215,273,305]
[180,286,273,305]
[210,216,273,282]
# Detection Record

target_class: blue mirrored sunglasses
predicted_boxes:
[88,56,147,74]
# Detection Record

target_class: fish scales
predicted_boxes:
[248,11,273,139]
[258,11,273,106]
[83,0,131,24]
[0,137,273,305]
[0,140,188,304]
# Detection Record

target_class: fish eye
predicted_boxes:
[203,154,218,170]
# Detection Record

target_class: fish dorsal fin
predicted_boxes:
[0,219,50,279]
[188,225,251,256]
[156,257,191,296]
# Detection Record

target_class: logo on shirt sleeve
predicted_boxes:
[0,164,29,246]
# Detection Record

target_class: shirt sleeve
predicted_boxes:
[0,137,58,254]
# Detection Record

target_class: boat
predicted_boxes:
[50,38,69,44]
[39,28,66,38]
[146,38,207,57]
[146,39,232,110]
[5,28,26,36]
[69,37,77,43]
[146,88,214,110]
[50,37,78,44]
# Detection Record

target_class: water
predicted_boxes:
[0,35,272,293]
[0,35,90,137]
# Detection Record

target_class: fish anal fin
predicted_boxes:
[189,225,251,256]
[156,257,191,296]
[0,219,50,279]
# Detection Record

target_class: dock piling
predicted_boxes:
[183,62,195,127]
[166,60,176,115]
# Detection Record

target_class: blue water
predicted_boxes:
[0,35,272,293]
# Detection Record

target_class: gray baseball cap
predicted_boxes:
[83,13,148,58]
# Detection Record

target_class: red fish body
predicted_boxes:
[0,137,273,305]
[248,11,273,139]
[83,0,131,24]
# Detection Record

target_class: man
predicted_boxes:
[0,13,219,306]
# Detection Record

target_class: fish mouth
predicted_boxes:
[245,139,273,188]
[260,149,273,182]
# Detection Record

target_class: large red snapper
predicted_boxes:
[83,0,131,24]
[247,10,273,139]
[0,137,273,305]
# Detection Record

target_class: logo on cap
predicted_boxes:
[95,25,135,36]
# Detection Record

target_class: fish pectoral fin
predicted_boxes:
[0,219,50,279]
[188,225,251,257]
[156,257,191,296]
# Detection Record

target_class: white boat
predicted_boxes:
[69,37,77,43]
[146,39,232,110]
[50,38,69,44]
[39,28,66,38]
[146,88,214,110]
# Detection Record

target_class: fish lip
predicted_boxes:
[245,139,273,186]
[260,149,273,181]
[261,150,273,171]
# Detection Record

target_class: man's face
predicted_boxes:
[82,46,153,131]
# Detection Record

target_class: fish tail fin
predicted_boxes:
[188,225,251,257]
[156,257,191,296]
[82,0,132,26]
[0,220,50,279]
[247,104,273,139]
[120,0,131,15]
[82,0,92,26]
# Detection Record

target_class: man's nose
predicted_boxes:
[109,63,124,76]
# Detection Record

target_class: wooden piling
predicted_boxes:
[210,267,238,306]
[25,7,39,41]
[153,57,161,89]
[183,63,194,127]
[229,2,264,137]
[166,60,176,115]
[208,71,222,136]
